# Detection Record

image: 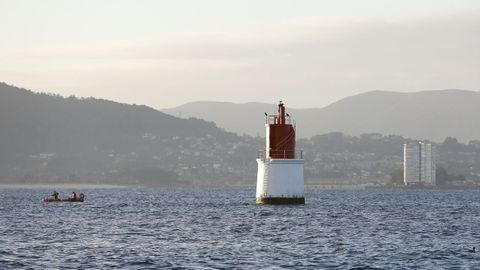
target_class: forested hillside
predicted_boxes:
[0,82,243,185]
[1,82,479,186]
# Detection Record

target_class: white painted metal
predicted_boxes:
[256,158,304,199]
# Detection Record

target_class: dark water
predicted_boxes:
[1,187,480,269]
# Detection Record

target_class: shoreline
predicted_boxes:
[2,183,479,191]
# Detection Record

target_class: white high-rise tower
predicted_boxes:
[404,142,436,186]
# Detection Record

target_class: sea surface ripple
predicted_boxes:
[1,187,480,269]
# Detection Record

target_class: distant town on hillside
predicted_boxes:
[1,82,479,187]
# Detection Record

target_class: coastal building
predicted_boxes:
[403,142,436,185]
[256,101,305,204]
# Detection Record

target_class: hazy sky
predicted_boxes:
[1,0,479,109]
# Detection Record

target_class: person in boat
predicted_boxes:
[51,190,59,200]
[71,191,77,201]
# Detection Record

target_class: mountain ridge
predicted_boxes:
[0,82,241,185]
[163,89,480,142]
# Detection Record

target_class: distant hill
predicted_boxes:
[0,82,241,185]
[162,90,480,142]
[2,82,479,186]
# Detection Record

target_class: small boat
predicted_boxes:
[43,193,85,203]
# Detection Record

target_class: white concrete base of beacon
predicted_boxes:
[256,158,305,204]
